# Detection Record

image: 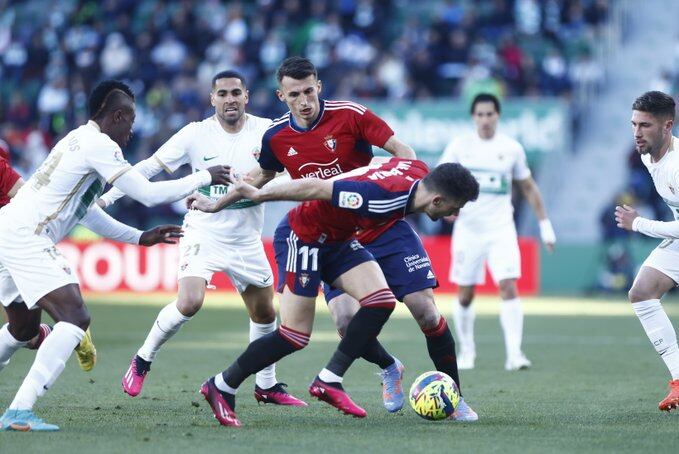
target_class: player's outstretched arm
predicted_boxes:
[382,136,417,159]
[81,205,182,245]
[233,172,332,203]
[188,166,277,213]
[111,165,229,207]
[98,155,166,208]
[517,177,556,252]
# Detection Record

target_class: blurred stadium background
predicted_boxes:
[4,0,677,297]
[5,0,679,451]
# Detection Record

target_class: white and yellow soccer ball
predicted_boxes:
[409,371,460,420]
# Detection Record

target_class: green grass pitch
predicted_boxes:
[2,292,679,453]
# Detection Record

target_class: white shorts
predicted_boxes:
[177,225,273,293]
[0,223,79,309]
[450,224,521,286]
[640,239,679,284]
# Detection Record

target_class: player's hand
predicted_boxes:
[139,225,183,246]
[95,198,106,208]
[615,204,638,231]
[187,192,217,213]
[231,171,260,201]
[206,165,231,186]
[539,219,556,253]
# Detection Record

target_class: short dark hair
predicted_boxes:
[632,91,676,120]
[212,70,247,89]
[276,56,317,83]
[88,80,135,119]
[470,93,501,115]
[423,163,479,203]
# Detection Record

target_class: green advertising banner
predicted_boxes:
[366,100,570,167]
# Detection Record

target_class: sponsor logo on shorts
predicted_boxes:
[299,273,310,288]
[349,240,363,251]
[338,191,363,209]
[404,254,432,273]
[426,270,435,279]
[262,275,272,285]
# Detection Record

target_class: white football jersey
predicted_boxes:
[154,114,272,240]
[438,131,531,231]
[641,136,679,219]
[0,121,131,243]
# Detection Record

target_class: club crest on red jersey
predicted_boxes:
[299,273,311,288]
[323,135,337,152]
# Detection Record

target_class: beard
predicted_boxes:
[219,109,243,125]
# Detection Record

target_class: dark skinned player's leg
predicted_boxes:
[5,284,89,411]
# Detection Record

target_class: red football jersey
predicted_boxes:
[259,99,397,242]
[0,158,20,208]
[259,100,394,179]
[287,158,429,244]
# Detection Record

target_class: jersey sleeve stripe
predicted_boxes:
[325,101,367,112]
[107,165,132,184]
[368,201,408,211]
[154,155,173,174]
[368,203,408,213]
[269,113,290,128]
[368,194,410,206]
[325,105,365,116]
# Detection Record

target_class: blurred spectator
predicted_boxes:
[0,0,616,229]
[100,32,133,78]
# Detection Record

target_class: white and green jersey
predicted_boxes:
[641,136,679,220]
[153,114,271,240]
[0,121,131,243]
[438,131,531,231]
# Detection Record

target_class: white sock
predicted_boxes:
[214,372,238,394]
[633,299,679,380]
[453,300,475,355]
[500,298,523,360]
[0,323,28,372]
[9,322,84,410]
[137,301,191,362]
[318,368,343,383]
[251,318,278,389]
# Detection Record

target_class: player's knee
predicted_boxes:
[8,322,40,342]
[498,280,518,300]
[457,287,474,306]
[333,312,354,336]
[628,285,653,303]
[417,309,442,331]
[404,293,439,329]
[250,306,276,324]
[70,310,91,331]
[458,298,472,307]
[177,296,204,317]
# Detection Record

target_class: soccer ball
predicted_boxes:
[409,371,460,420]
